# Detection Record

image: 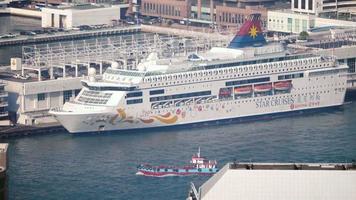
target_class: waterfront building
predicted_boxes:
[132,0,289,28]
[268,0,356,34]
[267,9,356,34]
[268,9,315,34]
[0,0,7,10]
[0,81,9,126]
[189,162,356,200]
[41,4,129,29]
[291,0,356,17]
[4,76,83,125]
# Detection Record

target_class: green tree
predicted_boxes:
[299,31,309,40]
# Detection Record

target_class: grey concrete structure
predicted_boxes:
[189,162,356,200]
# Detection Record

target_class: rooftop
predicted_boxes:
[229,162,356,170]
[192,162,356,200]
[47,3,128,10]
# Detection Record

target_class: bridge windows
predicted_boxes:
[278,73,304,80]
[126,91,143,98]
[150,89,165,95]
[127,99,143,105]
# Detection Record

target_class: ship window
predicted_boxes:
[127,99,143,105]
[150,89,164,95]
[126,91,143,98]
[81,82,136,91]
[63,90,72,103]
[150,91,211,102]
[37,93,46,101]
[278,73,304,80]
[226,77,270,86]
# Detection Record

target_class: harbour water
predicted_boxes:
[1,15,356,200]
[4,101,356,200]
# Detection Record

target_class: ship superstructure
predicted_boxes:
[50,14,348,133]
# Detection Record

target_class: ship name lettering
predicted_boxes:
[256,97,294,108]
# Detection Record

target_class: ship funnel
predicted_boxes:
[228,13,266,48]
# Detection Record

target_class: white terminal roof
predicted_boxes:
[0,143,8,153]
[197,162,356,200]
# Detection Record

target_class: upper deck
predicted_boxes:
[100,53,337,88]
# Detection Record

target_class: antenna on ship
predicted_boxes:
[197,147,201,158]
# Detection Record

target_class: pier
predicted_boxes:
[0,25,141,47]
[0,124,65,138]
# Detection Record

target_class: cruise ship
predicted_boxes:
[50,14,348,133]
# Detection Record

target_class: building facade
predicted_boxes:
[0,82,9,126]
[4,77,83,125]
[268,10,315,34]
[268,8,356,34]
[133,0,273,28]
[42,4,128,29]
[291,0,356,16]
[140,0,191,20]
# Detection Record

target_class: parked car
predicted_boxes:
[12,74,30,80]
[78,25,92,31]
[32,30,44,34]
[20,31,36,36]
[0,33,16,39]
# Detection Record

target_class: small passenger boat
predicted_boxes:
[136,148,218,177]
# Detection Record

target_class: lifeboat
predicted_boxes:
[254,83,272,92]
[219,88,232,95]
[274,81,292,90]
[234,86,252,95]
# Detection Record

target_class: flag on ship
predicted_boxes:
[228,13,267,48]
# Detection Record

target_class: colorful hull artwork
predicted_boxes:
[109,109,179,125]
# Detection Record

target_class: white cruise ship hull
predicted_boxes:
[49,14,348,134]
[53,82,346,133]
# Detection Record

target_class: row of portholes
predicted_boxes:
[143,60,329,84]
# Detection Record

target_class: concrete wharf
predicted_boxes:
[0,25,141,47]
[0,143,7,200]
[0,124,65,138]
